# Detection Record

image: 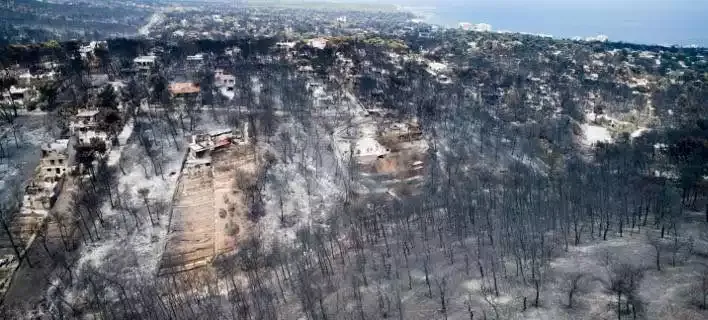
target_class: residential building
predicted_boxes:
[39,139,69,183]
[22,139,70,213]
[275,42,297,50]
[169,82,201,101]
[2,86,34,107]
[77,130,110,146]
[186,128,234,167]
[186,53,204,62]
[307,38,328,50]
[459,22,492,32]
[70,109,100,134]
[79,41,105,59]
[134,55,157,72]
[214,69,235,91]
[70,109,110,146]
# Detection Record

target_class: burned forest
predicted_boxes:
[0,2,707,320]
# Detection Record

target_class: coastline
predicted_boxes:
[396,5,442,26]
[393,3,706,48]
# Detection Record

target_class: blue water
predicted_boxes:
[396,0,708,47]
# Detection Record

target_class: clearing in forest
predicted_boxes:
[357,120,429,198]
[158,144,256,275]
[211,144,256,257]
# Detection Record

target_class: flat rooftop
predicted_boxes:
[134,55,157,63]
[43,139,69,153]
[9,86,29,94]
[169,82,200,95]
[76,109,100,117]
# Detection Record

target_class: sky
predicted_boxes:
[338,0,708,46]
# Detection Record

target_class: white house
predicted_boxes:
[134,55,157,72]
[79,41,104,59]
[39,139,69,183]
[307,38,328,50]
[214,69,235,91]
[22,139,70,213]
[186,53,204,62]
[77,130,110,146]
[276,42,297,50]
[70,109,110,146]
[70,109,100,134]
[186,128,235,166]
[2,86,34,107]
[185,54,205,72]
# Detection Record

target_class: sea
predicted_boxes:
[395,0,708,47]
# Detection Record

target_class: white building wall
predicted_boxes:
[77,130,109,145]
